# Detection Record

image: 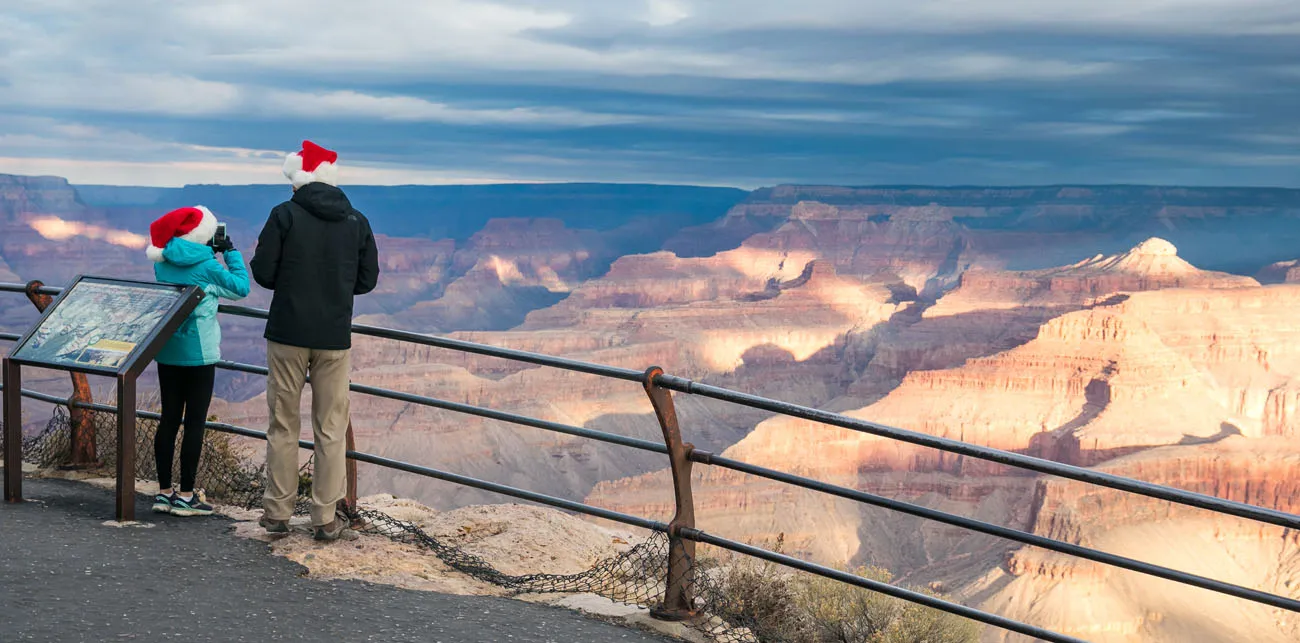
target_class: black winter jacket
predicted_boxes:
[250,183,380,350]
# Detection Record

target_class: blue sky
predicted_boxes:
[0,0,1298,188]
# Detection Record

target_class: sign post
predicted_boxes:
[2,359,21,504]
[3,275,202,521]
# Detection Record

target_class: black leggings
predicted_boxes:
[155,364,216,493]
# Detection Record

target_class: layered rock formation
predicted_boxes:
[0,175,83,221]
[979,440,1300,642]
[926,237,1257,318]
[1259,259,1300,285]
[700,184,1300,276]
[852,238,1259,400]
[589,255,1300,639]
[359,218,611,332]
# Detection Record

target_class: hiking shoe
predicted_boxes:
[169,492,214,517]
[151,494,173,514]
[313,515,358,542]
[259,516,290,534]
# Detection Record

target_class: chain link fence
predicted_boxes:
[9,405,774,643]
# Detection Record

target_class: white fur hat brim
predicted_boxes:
[283,153,338,188]
[146,206,217,263]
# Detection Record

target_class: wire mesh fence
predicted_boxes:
[9,404,772,643]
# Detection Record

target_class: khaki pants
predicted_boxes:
[262,341,352,527]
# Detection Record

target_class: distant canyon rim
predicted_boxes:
[3,176,1300,642]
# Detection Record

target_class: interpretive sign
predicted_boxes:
[5,275,203,521]
[9,277,198,376]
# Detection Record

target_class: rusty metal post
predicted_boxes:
[25,280,97,468]
[643,366,699,622]
[344,419,358,520]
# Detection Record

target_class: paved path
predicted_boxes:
[0,478,672,643]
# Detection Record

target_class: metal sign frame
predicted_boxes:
[4,275,203,521]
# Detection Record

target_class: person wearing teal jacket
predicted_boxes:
[145,205,250,518]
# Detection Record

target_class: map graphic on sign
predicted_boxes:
[12,280,185,371]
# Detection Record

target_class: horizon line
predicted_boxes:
[6,171,1300,193]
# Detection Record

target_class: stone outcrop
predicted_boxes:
[854,238,1256,401]
[981,440,1300,642]
[0,174,83,221]
[926,237,1257,318]
[1258,259,1300,284]
[358,218,666,333]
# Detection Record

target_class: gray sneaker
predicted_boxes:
[313,515,358,542]
[259,515,290,534]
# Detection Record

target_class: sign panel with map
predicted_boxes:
[8,276,202,376]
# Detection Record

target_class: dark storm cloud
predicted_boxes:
[0,1,1296,186]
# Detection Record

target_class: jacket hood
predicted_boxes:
[161,238,215,266]
[291,182,354,222]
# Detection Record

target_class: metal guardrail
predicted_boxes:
[1,385,668,533]
[657,375,1300,531]
[5,280,1300,643]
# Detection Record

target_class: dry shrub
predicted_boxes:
[794,566,981,643]
[711,535,807,640]
[708,535,982,643]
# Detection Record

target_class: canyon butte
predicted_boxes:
[3,175,1300,642]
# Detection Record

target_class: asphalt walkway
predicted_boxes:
[0,477,672,642]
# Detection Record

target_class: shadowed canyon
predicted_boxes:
[4,175,1300,641]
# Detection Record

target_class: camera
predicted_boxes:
[209,223,233,253]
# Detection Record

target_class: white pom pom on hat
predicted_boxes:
[282,140,339,188]
[146,206,218,262]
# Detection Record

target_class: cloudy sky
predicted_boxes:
[0,0,1298,188]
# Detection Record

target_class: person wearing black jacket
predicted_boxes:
[251,140,379,542]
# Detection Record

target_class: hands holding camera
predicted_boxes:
[209,224,236,254]
[212,234,235,254]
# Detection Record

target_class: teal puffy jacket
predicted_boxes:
[153,239,250,366]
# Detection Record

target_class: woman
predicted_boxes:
[145,206,250,517]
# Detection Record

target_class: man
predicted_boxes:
[251,140,380,541]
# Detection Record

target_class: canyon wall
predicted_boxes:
[1259,259,1300,285]
[590,246,1300,641]
[5,175,1300,641]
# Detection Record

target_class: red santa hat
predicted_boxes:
[146,206,218,263]
[282,140,339,188]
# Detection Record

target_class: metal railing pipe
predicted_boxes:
[686,529,1088,643]
[343,449,667,532]
[0,282,60,296]
[701,452,1300,612]
[658,374,1300,532]
[13,387,668,533]
[216,360,668,455]
[217,304,645,382]
[4,288,645,382]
